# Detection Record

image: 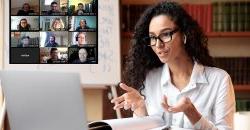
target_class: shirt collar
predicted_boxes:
[190,61,208,84]
[160,63,171,87]
[160,61,208,88]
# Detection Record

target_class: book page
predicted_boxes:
[89,116,165,130]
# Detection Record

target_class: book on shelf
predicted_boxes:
[236,99,250,111]
[121,2,250,34]
[212,1,250,32]
[214,57,250,85]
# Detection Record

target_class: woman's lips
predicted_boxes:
[158,50,169,57]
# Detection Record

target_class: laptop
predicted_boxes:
[0,70,88,130]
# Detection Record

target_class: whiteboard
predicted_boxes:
[3,0,121,86]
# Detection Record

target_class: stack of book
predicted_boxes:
[236,99,250,111]
[121,4,212,33]
[182,4,212,33]
[121,2,250,33]
[214,57,250,85]
[212,1,250,32]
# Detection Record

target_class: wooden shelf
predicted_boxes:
[207,32,250,38]
[122,0,210,5]
[122,32,250,38]
[234,85,250,92]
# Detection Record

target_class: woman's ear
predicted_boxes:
[183,34,187,44]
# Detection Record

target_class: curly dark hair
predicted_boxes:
[124,1,214,93]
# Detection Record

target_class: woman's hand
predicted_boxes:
[111,83,147,116]
[161,95,202,124]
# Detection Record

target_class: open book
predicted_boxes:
[88,116,192,130]
[88,116,166,130]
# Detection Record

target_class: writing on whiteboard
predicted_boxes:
[90,0,117,73]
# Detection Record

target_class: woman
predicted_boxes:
[17,18,31,31]
[111,1,235,129]
[50,18,65,31]
[76,19,90,31]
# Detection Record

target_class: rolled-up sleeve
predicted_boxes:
[193,74,235,130]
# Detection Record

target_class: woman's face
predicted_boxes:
[20,20,27,28]
[77,33,86,45]
[53,20,61,29]
[80,20,86,27]
[149,14,185,63]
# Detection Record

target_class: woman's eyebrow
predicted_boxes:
[149,27,174,35]
[159,28,173,33]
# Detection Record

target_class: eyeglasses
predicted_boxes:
[144,28,179,46]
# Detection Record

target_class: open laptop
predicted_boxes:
[0,70,88,130]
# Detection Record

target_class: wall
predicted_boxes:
[208,38,250,57]
[83,88,104,121]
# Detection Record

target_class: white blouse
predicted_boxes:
[142,62,235,130]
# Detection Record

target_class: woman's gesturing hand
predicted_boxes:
[161,95,202,124]
[111,83,146,113]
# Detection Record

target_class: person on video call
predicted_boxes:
[45,35,59,47]
[17,36,30,47]
[111,1,235,130]
[46,2,61,15]
[49,18,65,31]
[17,3,35,15]
[75,3,86,15]
[75,19,90,31]
[17,18,31,31]
[72,48,89,64]
[71,32,88,47]
[47,48,60,64]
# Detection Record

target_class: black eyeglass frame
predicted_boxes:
[144,28,179,47]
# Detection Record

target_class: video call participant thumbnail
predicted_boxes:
[17,18,31,31]
[43,1,66,15]
[74,3,85,15]
[40,32,69,47]
[10,48,40,64]
[46,48,67,64]
[49,18,65,31]
[11,16,39,31]
[11,32,40,47]
[72,48,89,64]
[17,3,35,15]
[45,35,59,47]
[68,0,97,15]
[75,19,90,31]
[17,36,39,47]
[69,16,96,31]
[71,32,88,47]
[68,47,96,64]
[40,16,68,31]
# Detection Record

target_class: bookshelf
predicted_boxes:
[122,32,250,38]
[235,85,250,92]
[121,1,250,36]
